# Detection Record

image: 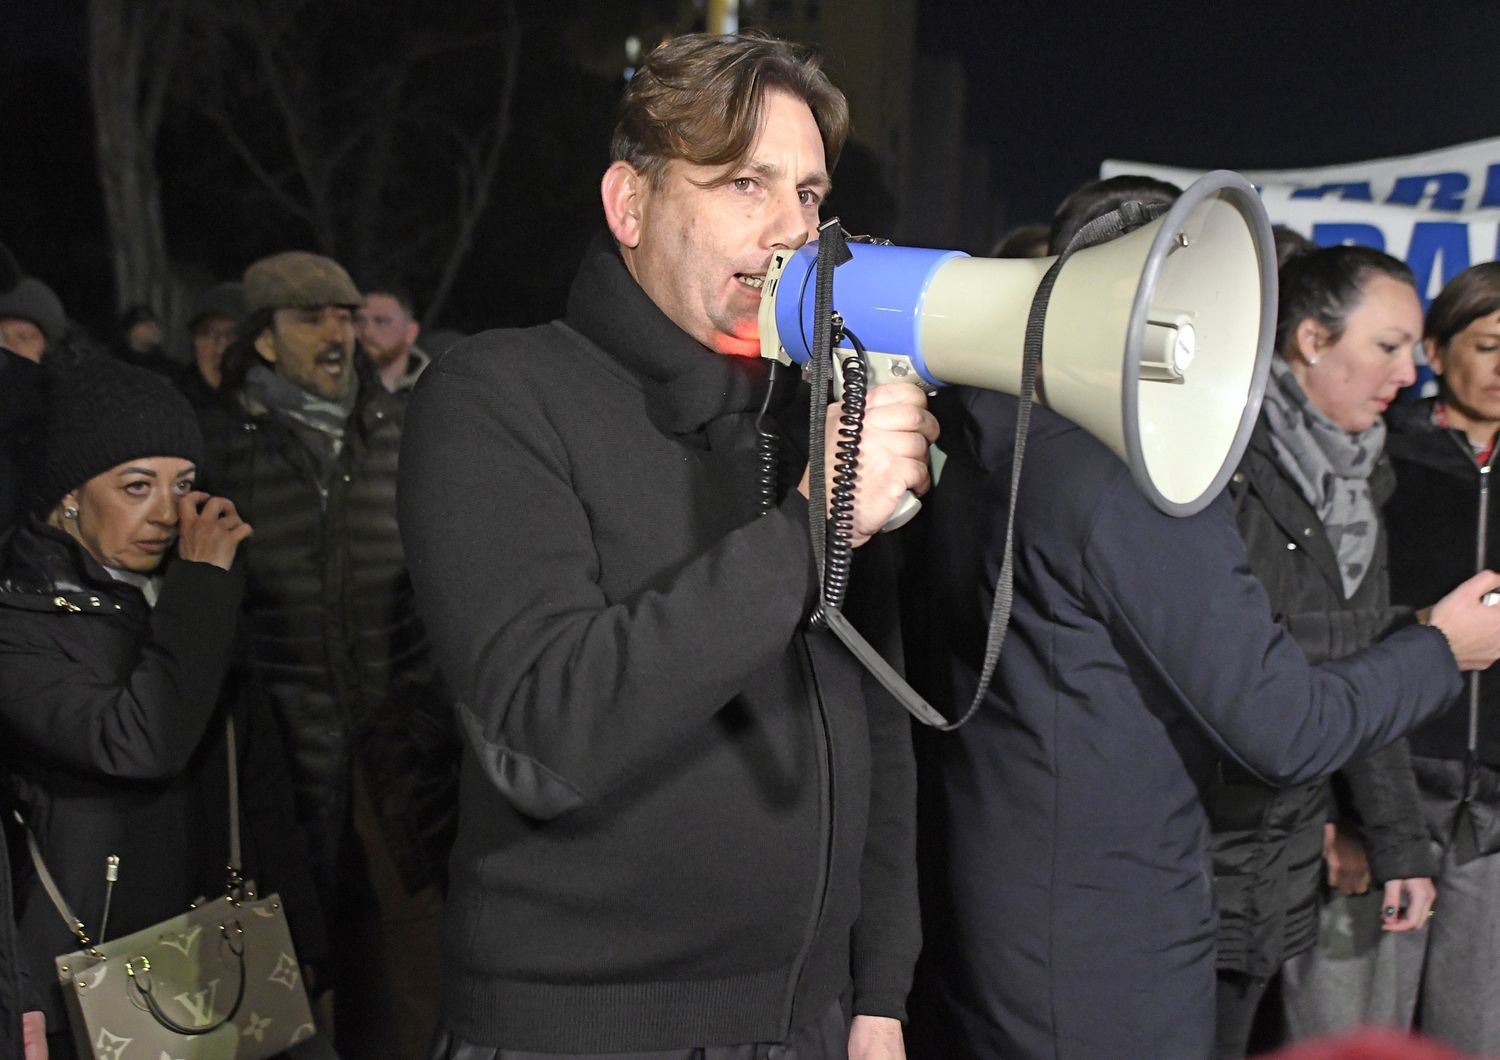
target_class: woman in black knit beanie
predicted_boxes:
[0,350,329,1058]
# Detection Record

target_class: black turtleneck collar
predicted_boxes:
[564,233,781,439]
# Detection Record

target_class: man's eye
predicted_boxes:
[799,189,821,207]
[731,177,755,192]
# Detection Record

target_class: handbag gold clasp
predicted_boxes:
[123,955,151,978]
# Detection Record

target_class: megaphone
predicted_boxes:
[758,169,1276,517]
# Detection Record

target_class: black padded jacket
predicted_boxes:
[1210,418,1437,977]
[198,366,457,900]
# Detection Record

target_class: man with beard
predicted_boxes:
[198,251,457,1060]
[355,286,429,393]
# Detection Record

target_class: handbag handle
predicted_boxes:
[19,713,245,943]
[14,809,93,950]
[224,713,244,896]
[125,920,248,1035]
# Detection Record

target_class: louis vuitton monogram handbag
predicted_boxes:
[20,718,318,1059]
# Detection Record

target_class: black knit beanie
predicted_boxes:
[41,348,205,507]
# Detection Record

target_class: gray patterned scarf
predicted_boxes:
[1260,357,1383,597]
[242,363,356,456]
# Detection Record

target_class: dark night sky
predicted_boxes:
[3,0,1499,331]
[923,0,1500,225]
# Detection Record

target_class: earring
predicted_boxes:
[1307,356,1319,367]
[63,505,79,521]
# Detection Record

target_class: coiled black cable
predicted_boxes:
[811,330,868,629]
[755,360,786,517]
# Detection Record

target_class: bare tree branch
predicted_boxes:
[423,0,522,327]
[143,0,188,138]
[199,104,321,227]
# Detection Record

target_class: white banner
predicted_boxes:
[1103,136,1500,301]
[1105,137,1500,395]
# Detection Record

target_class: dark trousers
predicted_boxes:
[427,996,850,1060]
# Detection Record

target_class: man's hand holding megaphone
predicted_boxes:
[797,381,939,549]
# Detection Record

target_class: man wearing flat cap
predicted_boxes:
[198,250,457,1060]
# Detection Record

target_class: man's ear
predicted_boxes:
[253,325,278,366]
[602,161,647,249]
[404,320,420,346]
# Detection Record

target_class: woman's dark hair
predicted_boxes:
[1275,244,1416,358]
[1271,225,1317,270]
[219,307,276,391]
[1047,175,1181,254]
[1424,261,1500,349]
[990,222,1050,259]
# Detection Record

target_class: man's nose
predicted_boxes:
[766,192,813,252]
[326,313,354,342]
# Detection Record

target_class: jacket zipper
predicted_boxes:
[1448,429,1494,800]
[779,633,836,1039]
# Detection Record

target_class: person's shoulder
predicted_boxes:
[422,320,600,386]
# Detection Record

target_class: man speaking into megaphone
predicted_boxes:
[399,31,935,1060]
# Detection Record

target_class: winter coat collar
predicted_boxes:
[0,517,138,612]
[563,233,776,438]
[1385,396,1494,478]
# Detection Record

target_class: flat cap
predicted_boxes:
[189,281,247,329]
[244,251,361,311]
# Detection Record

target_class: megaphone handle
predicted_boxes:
[883,491,922,532]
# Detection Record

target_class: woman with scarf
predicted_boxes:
[1382,261,1500,1054]
[0,350,326,1058]
[1211,245,1437,1056]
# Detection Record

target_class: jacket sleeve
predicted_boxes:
[1081,476,1464,788]
[0,560,244,781]
[844,537,921,1022]
[1334,740,1440,882]
[398,354,819,820]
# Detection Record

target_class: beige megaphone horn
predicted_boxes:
[759,169,1277,517]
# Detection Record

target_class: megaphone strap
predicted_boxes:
[939,201,1172,730]
[787,203,1168,730]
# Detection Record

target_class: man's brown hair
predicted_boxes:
[610,32,849,188]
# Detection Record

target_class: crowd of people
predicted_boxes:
[2,27,1500,1060]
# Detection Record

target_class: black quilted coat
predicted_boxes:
[1210,419,1437,977]
[0,519,326,1032]
[198,367,456,901]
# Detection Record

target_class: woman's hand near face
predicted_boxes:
[175,491,252,570]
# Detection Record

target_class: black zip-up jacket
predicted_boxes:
[1210,419,1437,976]
[397,237,920,1052]
[1386,398,1500,854]
[198,365,458,899]
[0,519,326,1030]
